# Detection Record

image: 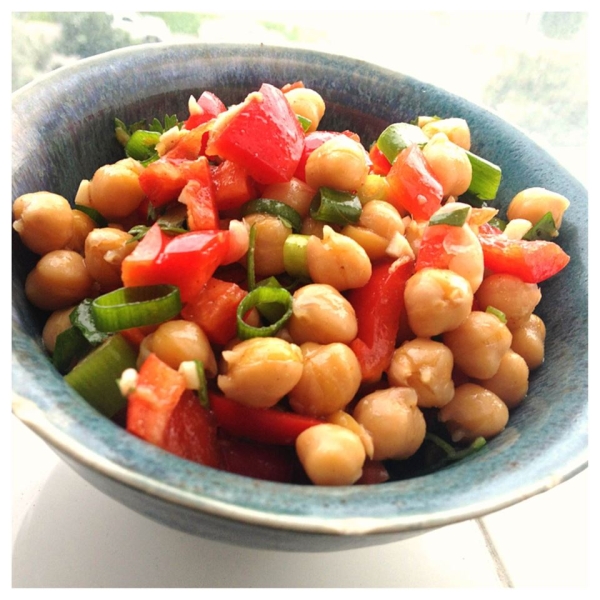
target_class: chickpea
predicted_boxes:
[503,218,533,240]
[284,87,326,133]
[340,225,389,261]
[147,320,217,377]
[387,338,455,408]
[439,383,509,443]
[326,410,374,459]
[65,209,96,254]
[510,314,546,370]
[243,213,291,276]
[300,217,326,237]
[476,350,529,409]
[261,178,316,218]
[475,273,541,330]
[288,342,362,417]
[404,218,428,256]
[288,283,358,345]
[404,268,473,338]
[74,179,92,207]
[296,423,366,486]
[13,192,74,255]
[357,174,391,205]
[507,187,570,232]
[88,158,146,220]
[443,311,513,379]
[353,387,426,461]
[42,306,76,353]
[306,226,372,291]
[422,133,472,197]
[84,227,137,291]
[25,250,94,311]
[359,200,406,239]
[421,117,471,150]
[217,337,303,408]
[305,136,369,192]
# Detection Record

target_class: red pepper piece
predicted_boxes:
[121,223,230,302]
[206,83,304,185]
[126,353,186,447]
[478,233,570,283]
[355,460,390,485]
[414,223,455,271]
[163,390,221,469]
[218,436,297,483]
[181,278,248,346]
[211,159,258,212]
[386,144,443,221]
[209,392,322,446]
[177,157,219,230]
[183,91,226,130]
[348,256,415,383]
[368,143,392,176]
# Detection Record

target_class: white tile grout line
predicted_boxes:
[476,518,514,588]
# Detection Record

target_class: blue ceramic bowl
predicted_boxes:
[12,44,588,552]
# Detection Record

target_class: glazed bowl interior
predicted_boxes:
[12,44,588,551]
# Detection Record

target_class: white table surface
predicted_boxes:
[11,9,592,590]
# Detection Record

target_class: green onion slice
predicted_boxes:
[247,223,257,292]
[64,334,138,418]
[429,205,470,227]
[488,216,507,231]
[52,326,92,374]
[241,198,303,234]
[425,432,487,467]
[522,211,559,241]
[236,286,293,340]
[255,277,288,324]
[125,129,161,162]
[465,150,502,201]
[91,285,182,332]
[70,299,111,345]
[73,205,109,228]
[376,122,429,164]
[310,187,362,225]
[283,234,310,280]
[485,305,507,324]
[194,360,209,408]
[297,115,312,132]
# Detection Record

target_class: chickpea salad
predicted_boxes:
[14,81,571,486]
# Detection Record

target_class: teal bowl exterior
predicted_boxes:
[12,44,588,552]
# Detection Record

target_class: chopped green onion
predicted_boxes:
[255,277,287,323]
[125,129,161,162]
[194,360,209,408]
[241,198,303,233]
[522,211,559,241]
[70,299,111,345]
[64,334,138,418]
[485,305,507,324]
[465,150,502,201]
[128,223,187,243]
[247,223,257,292]
[73,205,109,228]
[52,326,92,374]
[236,286,293,340]
[376,122,429,164]
[91,285,182,332]
[488,216,507,231]
[425,432,487,467]
[283,234,310,280]
[429,205,470,227]
[297,115,312,132]
[310,187,362,225]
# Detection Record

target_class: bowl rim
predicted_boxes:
[12,42,589,538]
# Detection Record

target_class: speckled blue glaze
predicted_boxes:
[12,44,588,552]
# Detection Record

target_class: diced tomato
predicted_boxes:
[211,160,258,211]
[478,233,570,283]
[348,256,415,383]
[126,353,186,447]
[163,390,221,468]
[177,157,219,230]
[209,392,323,446]
[206,83,304,185]
[414,223,456,271]
[121,223,231,302]
[218,436,297,483]
[369,143,392,176]
[181,278,248,345]
[386,144,443,220]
